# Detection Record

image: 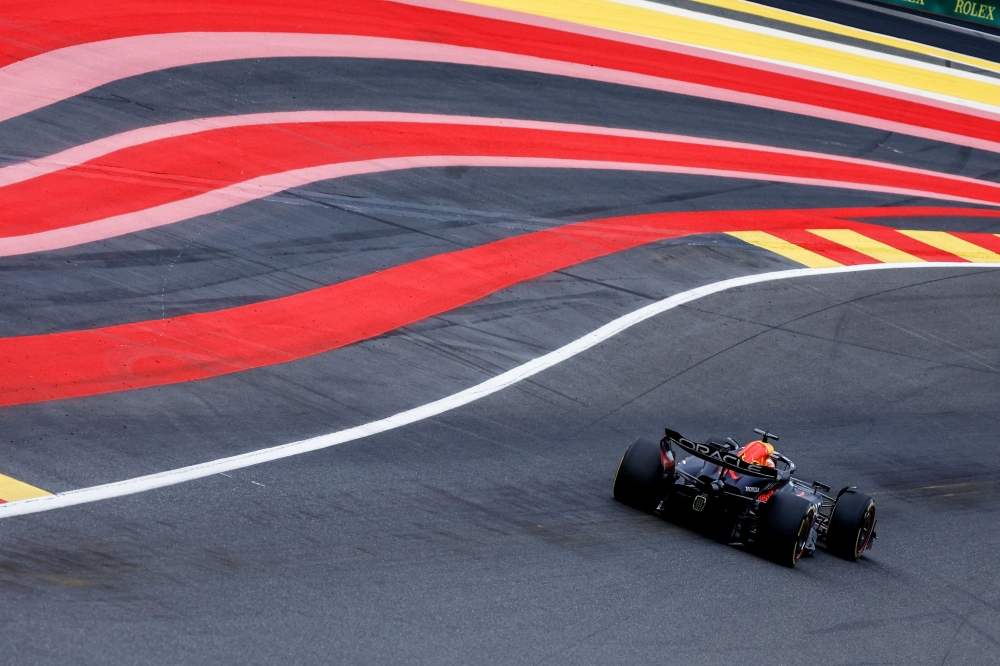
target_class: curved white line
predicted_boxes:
[0,262,995,519]
[4,153,999,257]
[1,33,1000,156]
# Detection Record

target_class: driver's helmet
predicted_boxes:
[738,440,775,468]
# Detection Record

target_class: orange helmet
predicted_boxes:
[739,440,775,468]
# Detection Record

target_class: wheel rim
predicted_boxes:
[854,503,876,558]
[792,509,815,565]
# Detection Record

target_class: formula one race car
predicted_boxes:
[613,427,876,566]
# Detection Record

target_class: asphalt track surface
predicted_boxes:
[2,0,1000,663]
[4,267,1000,664]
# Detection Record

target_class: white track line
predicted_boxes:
[609,0,1000,113]
[1,262,996,519]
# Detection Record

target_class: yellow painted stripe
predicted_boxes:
[464,0,1000,109]
[691,0,1000,78]
[808,228,922,263]
[897,229,1000,262]
[0,472,51,502]
[727,231,842,267]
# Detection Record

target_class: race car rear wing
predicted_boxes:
[662,430,784,481]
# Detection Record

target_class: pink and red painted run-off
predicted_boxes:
[1,0,999,407]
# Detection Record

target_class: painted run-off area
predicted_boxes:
[0,0,998,513]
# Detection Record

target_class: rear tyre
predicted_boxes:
[826,491,875,561]
[613,437,664,512]
[757,492,815,567]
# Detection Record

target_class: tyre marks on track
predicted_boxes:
[4,4,1000,151]
[2,0,1000,514]
[3,207,1000,407]
[2,261,996,519]
[5,117,1000,256]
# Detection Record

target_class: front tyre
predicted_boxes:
[826,491,875,561]
[613,437,664,512]
[757,492,815,567]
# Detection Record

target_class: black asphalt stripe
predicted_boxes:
[0,234,802,492]
[4,6,1000,659]
[0,58,997,180]
[0,168,938,337]
[3,268,1000,666]
[753,0,1000,57]
[649,0,1000,78]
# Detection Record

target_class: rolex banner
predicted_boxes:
[876,0,999,29]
